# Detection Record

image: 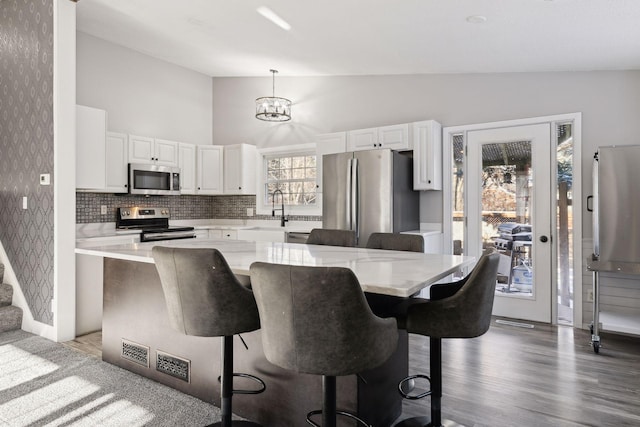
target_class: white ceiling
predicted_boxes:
[76,0,640,78]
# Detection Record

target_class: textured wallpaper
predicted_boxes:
[0,0,55,325]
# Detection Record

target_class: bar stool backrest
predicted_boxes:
[306,229,357,247]
[406,249,500,339]
[152,246,260,337]
[366,233,424,252]
[250,262,398,377]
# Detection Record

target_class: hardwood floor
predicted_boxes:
[63,321,640,427]
[401,319,640,427]
[62,331,102,358]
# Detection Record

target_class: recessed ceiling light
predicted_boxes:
[466,15,487,24]
[257,7,291,31]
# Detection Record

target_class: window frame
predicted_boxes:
[255,143,322,216]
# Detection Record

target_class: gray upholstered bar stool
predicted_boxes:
[366,233,424,252]
[250,262,398,427]
[152,247,265,427]
[306,228,357,247]
[394,249,500,427]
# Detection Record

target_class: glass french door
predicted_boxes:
[466,124,552,323]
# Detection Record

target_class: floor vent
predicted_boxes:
[121,339,150,367]
[156,350,191,383]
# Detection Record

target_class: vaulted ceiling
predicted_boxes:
[77,0,640,78]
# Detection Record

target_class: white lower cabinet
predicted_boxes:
[194,229,209,239]
[221,230,237,240]
[208,229,237,239]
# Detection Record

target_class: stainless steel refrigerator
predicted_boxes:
[592,145,640,264]
[589,145,640,352]
[322,149,419,247]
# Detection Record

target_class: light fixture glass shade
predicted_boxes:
[255,96,291,121]
[256,69,291,122]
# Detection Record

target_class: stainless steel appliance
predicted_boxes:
[285,231,310,244]
[128,163,181,196]
[116,207,195,242]
[588,145,640,352]
[323,149,419,247]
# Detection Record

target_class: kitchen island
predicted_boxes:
[76,239,474,426]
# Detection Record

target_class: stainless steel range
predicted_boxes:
[116,207,195,242]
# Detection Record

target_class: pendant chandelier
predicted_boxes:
[255,69,291,122]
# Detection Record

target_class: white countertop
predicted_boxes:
[76,220,320,240]
[75,239,474,297]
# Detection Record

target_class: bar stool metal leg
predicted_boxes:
[209,336,263,427]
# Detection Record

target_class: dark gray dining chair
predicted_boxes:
[306,228,357,247]
[152,246,265,427]
[366,232,424,252]
[249,262,398,427]
[394,249,500,427]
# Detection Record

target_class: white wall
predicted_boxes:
[211,71,640,229]
[76,32,213,145]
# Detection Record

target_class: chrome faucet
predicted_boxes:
[271,189,288,227]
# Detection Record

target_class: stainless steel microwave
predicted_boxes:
[128,163,181,196]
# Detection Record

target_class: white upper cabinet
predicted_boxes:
[347,127,378,151]
[347,124,410,151]
[104,132,129,192]
[154,139,180,166]
[223,144,257,194]
[412,120,442,190]
[315,132,347,193]
[129,135,179,167]
[378,124,411,150]
[178,143,197,195]
[197,145,224,194]
[76,105,128,193]
[76,105,107,190]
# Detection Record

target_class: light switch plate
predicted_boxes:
[39,174,50,185]
[246,208,254,217]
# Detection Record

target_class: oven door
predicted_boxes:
[129,163,181,196]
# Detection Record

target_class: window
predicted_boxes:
[256,143,321,216]
[264,153,317,206]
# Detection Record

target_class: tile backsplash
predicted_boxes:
[76,193,322,223]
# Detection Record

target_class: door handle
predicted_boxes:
[346,159,352,229]
[539,235,549,243]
